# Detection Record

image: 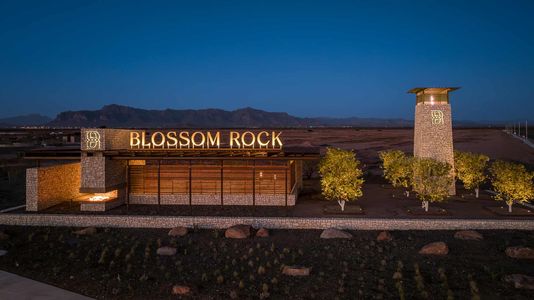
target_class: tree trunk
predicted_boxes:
[508,202,513,213]
[338,200,346,212]
[405,190,410,197]
[475,187,479,198]
[422,201,429,212]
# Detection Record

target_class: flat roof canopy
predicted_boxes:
[24,146,321,160]
[408,87,460,94]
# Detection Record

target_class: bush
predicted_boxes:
[412,158,453,211]
[318,148,364,211]
[454,151,489,198]
[379,150,413,196]
[489,160,534,212]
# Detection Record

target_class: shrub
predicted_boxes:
[318,147,364,211]
[412,158,453,211]
[489,160,534,212]
[454,151,489,198]
[379,150,413,196]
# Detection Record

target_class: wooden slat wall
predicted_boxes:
[129,164,290,195]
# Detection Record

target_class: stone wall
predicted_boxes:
[80,153,127,193]
[26,162,83,211]
[413,103,455,194]
[129,193,296,206]
[2,213,534,230]
[80,128,131,151]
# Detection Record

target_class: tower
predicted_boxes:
[409,87,458,195]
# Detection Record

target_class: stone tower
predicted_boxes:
[409,87,458,195]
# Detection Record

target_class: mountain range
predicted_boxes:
[0,104,484,128]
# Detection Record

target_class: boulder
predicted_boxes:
[157,246,177,256]
[172,285,191,295]
[168,226,188,237]
[256,228,270,238]
[225,225,251,239]
[320,228,352,239]
[505,247,534,259]
[282,266,311,276]
[454,230,483,241]
[0,231,9,240]
[73,227,97,236]
[377,231,393,242]
[419,242,449,255]
[503,274,534,290]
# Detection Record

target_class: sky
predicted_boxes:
[0,0,533,121]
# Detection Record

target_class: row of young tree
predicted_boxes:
[317,147,534,212]
[379,149,534,212]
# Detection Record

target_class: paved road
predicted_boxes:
[0,270,92,300]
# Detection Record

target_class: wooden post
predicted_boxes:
[285,162,288,216]
[252,160,256,216]
[220,160,224,207]
[157,160,161,212]
[126,162,130,212]
[189,160,192,215]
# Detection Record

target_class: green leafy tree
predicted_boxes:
[454,151,489,198]
[489,160,534,212]
[412,158,453,212]
[318,148,364,211]
[379,150,414,197]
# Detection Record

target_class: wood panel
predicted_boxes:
[129,164,290,195]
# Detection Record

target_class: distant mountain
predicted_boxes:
[0,114,52,127]
[4,104,487,128]
[47,105,316,128]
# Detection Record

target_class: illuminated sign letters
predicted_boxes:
[431,110,444,125]
[85,131,101,149]
[129,130,283,150]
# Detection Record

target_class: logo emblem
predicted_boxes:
[86,131,101,150]
[431,110,444,125]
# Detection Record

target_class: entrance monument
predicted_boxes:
[409,87,459,195]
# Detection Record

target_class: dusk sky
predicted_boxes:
[1,0,533,121]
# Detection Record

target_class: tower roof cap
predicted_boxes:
[408,87,460,94]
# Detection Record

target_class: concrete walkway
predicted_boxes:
[0,271,92,300]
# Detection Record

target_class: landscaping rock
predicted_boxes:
[0,250,7,256]
[172,285,191,295]
[168,226,188,237]
[225,225,251,239]
[73,227,96,236]
[157,246,177,256]
[503,274,534,289]
[256,228,269,238]
[320,228,352,239]
[505,247,534,259]
[0,231,9,240]
[377,231,393,242]
[419,242,449,255]
[454,230,483,241]
[282,266,311,276]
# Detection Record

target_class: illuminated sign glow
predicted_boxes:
[85,131,101,149]
[431,110,444,125]
[129,130,283,150]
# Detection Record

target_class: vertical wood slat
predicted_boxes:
[129,162,291,195]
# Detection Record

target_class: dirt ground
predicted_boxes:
[0,226,533,299]
[283,128,534,166]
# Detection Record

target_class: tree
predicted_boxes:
[318,148,364,211]
[412,158,453,212]
[454,151,489,198]
[489,160,534,212]
[379,150,413,197]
